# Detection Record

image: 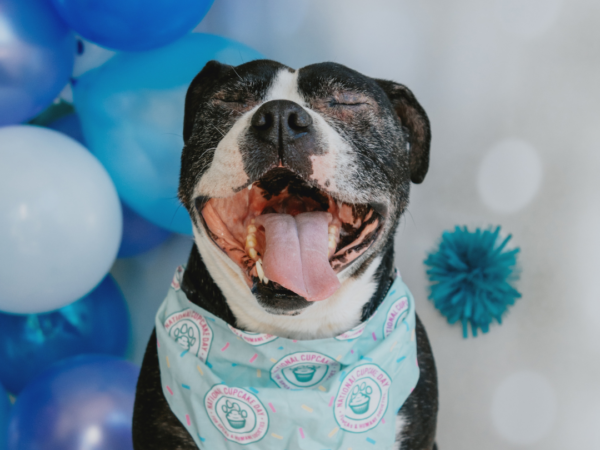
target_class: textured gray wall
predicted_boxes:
[114,1,600,448]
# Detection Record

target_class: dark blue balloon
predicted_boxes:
[50,0,214,51]
[47,113,86,145]
[7,355,139,450]
[0,275,130,394]
[0,382,9,450]
[118,201,172,258]
[0,0,75,125]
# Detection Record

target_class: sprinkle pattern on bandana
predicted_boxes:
[156,266,419,449]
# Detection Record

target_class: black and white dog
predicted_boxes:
[133,60,438,449]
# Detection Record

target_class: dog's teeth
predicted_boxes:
[246,235,257,248]
[262,275,269,284]
[248,248,258,260]
[328,225,338,235]
[328,237,337,249]
[247,224,257,234]
[255,259,265,282]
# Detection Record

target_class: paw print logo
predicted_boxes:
[173,324,196,351]
[348,382,373,415]
[222,400,248,429]
[334,364,390,432]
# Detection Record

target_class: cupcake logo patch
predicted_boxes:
[228,325,278,346]
[334,364,391,432]
[383,296,409,337]
[205,385,269,444]
[271,352,340,389]
[164,309,213,363]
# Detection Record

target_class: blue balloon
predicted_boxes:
[0,275,130,394]
[50,0,214,51]
[118,202,172,258]
[47,113,86,145]
[7,355,139,450]
[74,33,263,235]
[0,382,9,450]
[45,115,172,256]
[0,0,75,126]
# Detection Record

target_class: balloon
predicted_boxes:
[50,0,214,51]
[118,202,172,258]
[46,116,172,256]
[47,113,86,145]
[46,116,172,257]
[7,355,139,450]
[0,126,122,314]
[0,275,130,394]
[74,33,263,235]
[0,382,9,450]
[0,0,75,126]
[72,39,116,78]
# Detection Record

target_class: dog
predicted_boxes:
[132,59,438,449]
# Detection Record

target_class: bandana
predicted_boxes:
[156,266,419,450]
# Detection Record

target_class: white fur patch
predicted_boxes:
[395,413,407,449]
[193,111,254,198]
[307,114,368,203]
[264,69,305,105]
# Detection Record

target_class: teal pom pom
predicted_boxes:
[424,226,521,337]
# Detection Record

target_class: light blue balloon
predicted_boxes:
[73,33,263,235]
[0,126,122,314]
[0,381,9,450]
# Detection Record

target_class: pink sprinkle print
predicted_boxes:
[166,386,173,396]
[350,349,354,354]
[221,342,230,351]
[328,396,334,407]
[268,402,276,413]
[156,339,160,348]
[382,418,386,424]
[186,414,191,426]
[293,340,298,343]
[249,353,258,363]
[299,428,305,439]
[372,332,377,341]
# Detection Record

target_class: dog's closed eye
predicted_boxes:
[214,98,255,111]
[329,92,371,107]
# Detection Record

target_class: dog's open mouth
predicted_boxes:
[198,168,384,302]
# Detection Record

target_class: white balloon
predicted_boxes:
[0,125,122,313]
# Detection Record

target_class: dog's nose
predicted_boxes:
[250,100,313,149]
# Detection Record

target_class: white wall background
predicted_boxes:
[112,1,600,448]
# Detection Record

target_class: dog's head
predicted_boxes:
[179,60,430,319]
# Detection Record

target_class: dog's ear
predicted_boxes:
[374,79,431,184]
[183,60,232,142]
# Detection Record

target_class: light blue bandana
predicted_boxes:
[156,266,419,450]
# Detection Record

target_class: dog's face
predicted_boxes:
[179,60,430,320]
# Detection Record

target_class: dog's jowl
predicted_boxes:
[133,60,438,450]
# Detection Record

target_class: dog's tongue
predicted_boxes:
[255,212,340,301]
